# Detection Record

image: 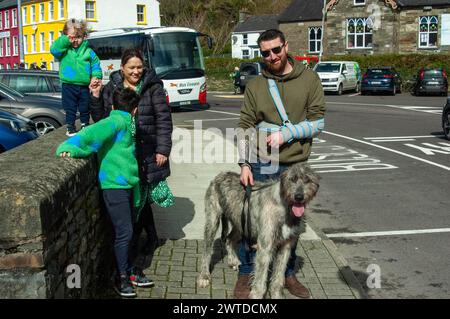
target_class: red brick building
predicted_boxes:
[0,0,20,70]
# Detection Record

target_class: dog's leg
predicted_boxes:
[197,193,222,288]
[225,227,241,270]
[269,243,291,299]
[249,224,276,299]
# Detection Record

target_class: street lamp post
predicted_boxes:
[319,0,327,62]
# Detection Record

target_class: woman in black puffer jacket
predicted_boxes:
[90,48,172,280]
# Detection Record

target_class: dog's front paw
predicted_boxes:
[227,255,241,271]
[197,273,211,288]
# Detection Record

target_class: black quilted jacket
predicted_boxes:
[90,69,173,184]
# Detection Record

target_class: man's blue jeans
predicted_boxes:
[238,161,297,277]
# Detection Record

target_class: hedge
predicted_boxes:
[205,53,450,91]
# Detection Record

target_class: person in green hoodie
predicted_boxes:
[50,18,102,137]
[56,88,154,298]
[235,29,326,299]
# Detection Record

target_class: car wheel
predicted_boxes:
[33,117,60,135]
[443,108,450,141]
[337,84,343,96]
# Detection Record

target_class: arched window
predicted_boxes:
[419,16,439,48]
[347,17,373,49]
[309,27,322,53]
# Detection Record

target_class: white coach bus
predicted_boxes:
[88,27,212,109]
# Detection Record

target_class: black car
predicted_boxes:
[443,97,450,141]
[0,69,61,98]
[238,62,264,93]
[361,67,402,95]
[412,68,448,96]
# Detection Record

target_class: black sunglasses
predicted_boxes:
[260,44,285,58]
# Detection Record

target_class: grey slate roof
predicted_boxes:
[233,14,279,33]
[278,0,323,23]
[397,0,450,6]
[0,0,18,10]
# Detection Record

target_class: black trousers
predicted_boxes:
[131,201,159,262]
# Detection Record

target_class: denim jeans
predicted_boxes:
[238,161,297,277]
[103,189,135,275]
[62,83,90,126]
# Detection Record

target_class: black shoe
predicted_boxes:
[129,268,154,288]
[66,125,77,137]
[114,275,137,298]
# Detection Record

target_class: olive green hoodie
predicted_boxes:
[239,56,325,164]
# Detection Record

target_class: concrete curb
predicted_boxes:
[305,216,368,299]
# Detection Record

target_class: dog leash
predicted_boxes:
[241,185,254,254]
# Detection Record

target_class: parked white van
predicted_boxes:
[314,61,361,95]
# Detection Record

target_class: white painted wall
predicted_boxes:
[67,0,160,30]
[231,32,261,59]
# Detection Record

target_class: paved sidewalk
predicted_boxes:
[133,127,366,299]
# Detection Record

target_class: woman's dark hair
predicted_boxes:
[112,88,140,113]
[257,29,286,48]
[121,48,144,66]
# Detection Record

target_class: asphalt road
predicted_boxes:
[172,90,450,299]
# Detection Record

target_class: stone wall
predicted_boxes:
[398,7,450,54]
[325,0,396,55]
[0,128,114,298]
[280,21,323,56]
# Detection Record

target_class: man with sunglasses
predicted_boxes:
[236,29,326,299]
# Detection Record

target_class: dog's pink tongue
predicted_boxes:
[292,204,305,217]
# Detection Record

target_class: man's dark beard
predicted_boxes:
[265,54,288,75]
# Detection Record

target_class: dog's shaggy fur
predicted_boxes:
[197,162,320,299]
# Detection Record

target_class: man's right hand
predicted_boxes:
[240,165,254,187]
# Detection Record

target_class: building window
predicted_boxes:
[49,31,54,47]
[309,27,322,53]
[0,11,3,30]
[354,0,365,5]
[86,1,96,20]
[49,1,54,20]
[31,34,36,52]
[31,5,36,22]
[5,10,10,28]
[419,16,438,48]
[243,34,248,45]
[242,49,250,59]
[23,7,28,25]
[40,3,45,22]
[13,36,18,55]
[40,32,45,52]
[12,9,17,27]
[0,40,3,57]
[59,0,65,19]
[137,4,146,24]
[23,35,28,53]
[347,17,373,49]
[5,37,10,56]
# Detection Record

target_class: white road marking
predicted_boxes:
[328,101,443,115]
[365,135,445,140]
[326,228,450,238]
[370,139,416,142]
[213,95,244,99]
[205,109,240,116]
[348,93,361,97]
[323,130,450,171]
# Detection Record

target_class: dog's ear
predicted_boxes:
[305,167,320,185]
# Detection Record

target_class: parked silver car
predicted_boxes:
[0,82,64,135]
[0,69,61,98]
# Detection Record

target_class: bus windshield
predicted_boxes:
[151,32,205,80]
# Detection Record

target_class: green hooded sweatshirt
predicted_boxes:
[56,110,140,206]
[50,35,102,86]
[239,56,325,164]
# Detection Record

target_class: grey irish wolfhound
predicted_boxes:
[197,162,320,299]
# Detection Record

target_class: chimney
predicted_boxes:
[239,11,250,23]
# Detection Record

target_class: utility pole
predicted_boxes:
[319,0,327,62]
[17,0,24,64]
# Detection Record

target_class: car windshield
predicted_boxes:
[367,69,392,75]
[0,82,25,99]
[423,70,444,79]
[315,63,341,73]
